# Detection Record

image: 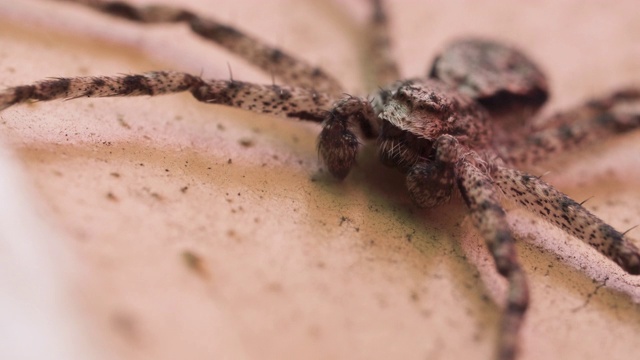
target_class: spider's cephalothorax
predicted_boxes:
[375,78,493,207]
[319,38,549,211]
[2,1,640,359]
[377,79,491,168]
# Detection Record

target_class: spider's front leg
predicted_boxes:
[0,69,381,179]
[434,135,529,360]
[0,71,337,122]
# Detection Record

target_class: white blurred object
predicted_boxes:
[0,141,97,360]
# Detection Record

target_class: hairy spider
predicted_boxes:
[1,1,640,359]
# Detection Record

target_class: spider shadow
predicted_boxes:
[311,142,504,334]
[320,141,640,343]
[12,117,640,353]
[8,130,503,356]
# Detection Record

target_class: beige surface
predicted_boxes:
[1,1,640,359]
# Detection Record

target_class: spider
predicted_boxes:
[1,0,640,359]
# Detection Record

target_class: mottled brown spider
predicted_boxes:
[1,1,639,359]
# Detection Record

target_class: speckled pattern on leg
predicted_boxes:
[0,71,335,122]
[54,0,343,95]
[494,167,640,274]
[406,160,455,208]
[365,0,400,89]
[505,88,640,165]
[435,136,528,360]
[317,96,378,179]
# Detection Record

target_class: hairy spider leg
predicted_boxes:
[318,95,379,179]
[56,0,396,178]
[406,159,455,208]
[506,88,640,165]
[366,0,401,89]
[436,135,529,360]
[494,167,640,274]
[53,0,343,95]
[317,0,412,178]
[0,71,334,122]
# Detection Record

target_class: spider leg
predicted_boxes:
[435,135,528,360]
[0,71,380,179]
[505,88,640,165]
[53,0,343,95]
[406,160,455,208]
[318,96,378,179]
[494,166,640,274]
[365,0,400,89]
[0,71,335,122]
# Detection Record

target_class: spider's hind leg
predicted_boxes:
[505,88,640,166]
[364,0,401,89]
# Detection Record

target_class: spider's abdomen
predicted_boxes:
[377,79,490,170]
[430,38,549,119]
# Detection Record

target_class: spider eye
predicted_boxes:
[394,83,444,114]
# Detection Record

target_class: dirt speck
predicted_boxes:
[181,250,210,279]
[111,311,138,342]
[239,138,255,147]
[117,114,131,129]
